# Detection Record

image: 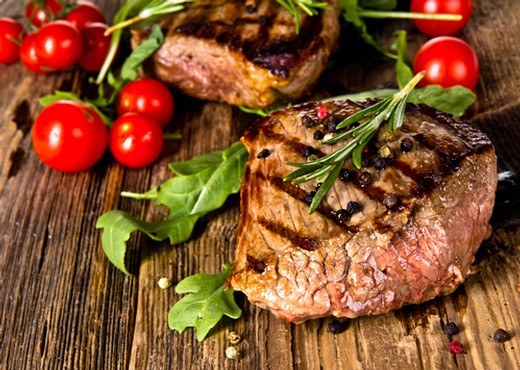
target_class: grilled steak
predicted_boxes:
[140,0,340,108]
[230,100,497,323]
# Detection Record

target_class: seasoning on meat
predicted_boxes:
[230,99,497,323]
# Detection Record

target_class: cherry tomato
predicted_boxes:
[116,78,175,127]
[34,20,84,71]
[0,17,24,64]
[25,0,63,28]
[79,22,113,72]
[20,33,48,73]
[413,36,479,90]
[109,113,164,168]
[411,0,472,36]
[32,100,108,172]
[64,1,105,31]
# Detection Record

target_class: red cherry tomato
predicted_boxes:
[34,20,84,71]
[20,33,48,74]
[0,17,24,64]
[64,1,106,31]
[109,113,164,168]
[25,0,63,28]
[79,22,113,72]
[32,100,108,172]
[116,78,175,127]
[411,0,472,36]
[413,36,479,90]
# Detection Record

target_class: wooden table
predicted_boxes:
[1,1,519,369]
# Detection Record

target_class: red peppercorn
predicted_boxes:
[317,105,329,120]
[449,340,464,354]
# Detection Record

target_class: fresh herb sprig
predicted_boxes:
[168,264,242,342]
[277,0,330,33]
[284,71,425,214]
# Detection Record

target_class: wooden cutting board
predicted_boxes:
[1,1,519,369]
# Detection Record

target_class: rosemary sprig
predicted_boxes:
[284,71,425,214]
[105,0,193,36]
[277,0,330,33]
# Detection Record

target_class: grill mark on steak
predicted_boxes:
[269,176,360,233]
[258,216,319,251]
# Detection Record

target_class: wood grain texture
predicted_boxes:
[0,1,519,369]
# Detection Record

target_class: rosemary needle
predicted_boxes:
[284,71,425,214]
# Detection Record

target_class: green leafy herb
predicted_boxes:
[277,0,330,33]
[96,141,248,275]
[339,0,462,58]
[168,264,242,342]
[284,71,425,214]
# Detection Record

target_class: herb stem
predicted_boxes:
[284,71,426,214]
[121,191,157,200]
[104,16,143,36]
[357,10,463,21]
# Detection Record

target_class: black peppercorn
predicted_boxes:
[361,157,372,168]
[302,115,317,128]
[374,157,386,170]
[358,171,373,188]
[245,4,256,13]
[444,322,460,336]
[313,130,325,140]
[383,194,399,209]
[325,115,340,132]
[339,169,355,182]
[335,209,350,223]
[305,191,316,204]
[494,329,511,343]
[315,182,322,190]
[328,319,349,334]
[302,146,317,158]
[400,138,414,152]
[346,201,361,215]
[257,148,270,159]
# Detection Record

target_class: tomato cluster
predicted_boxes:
[0,0,111,73]
[410,0,479,90]
[32,78,175,172]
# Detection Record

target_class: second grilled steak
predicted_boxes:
[230,100,497,323]
[144,0,340,108]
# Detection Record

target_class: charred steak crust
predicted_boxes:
[142,0,340,108]
[230,100,497,323]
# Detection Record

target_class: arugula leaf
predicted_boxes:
[120,23,164,81]
[409,85,476,117]
[339,0,396,59]
[168,264,242,342]
[391,30,413,89]
[96,142,248,275]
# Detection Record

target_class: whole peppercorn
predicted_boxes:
[335,209,350,223]
[449,340,464,354]
[400,138,414,152]
[302,146,317,158]
[313,130,325,140]
[358,171,373,188]
[328,319,349,334]
[305,191,316,204]
[317,105,329,120]
[339,169,355,182]
[325,115,340,132]
[361,157,372,168]
[374,157,386,170]
[346,201,361,215]
[302,115,318,128]
[383,194,399,210]
[494,328,511,343]
[444,322,460,336]
[257,148,270,159]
